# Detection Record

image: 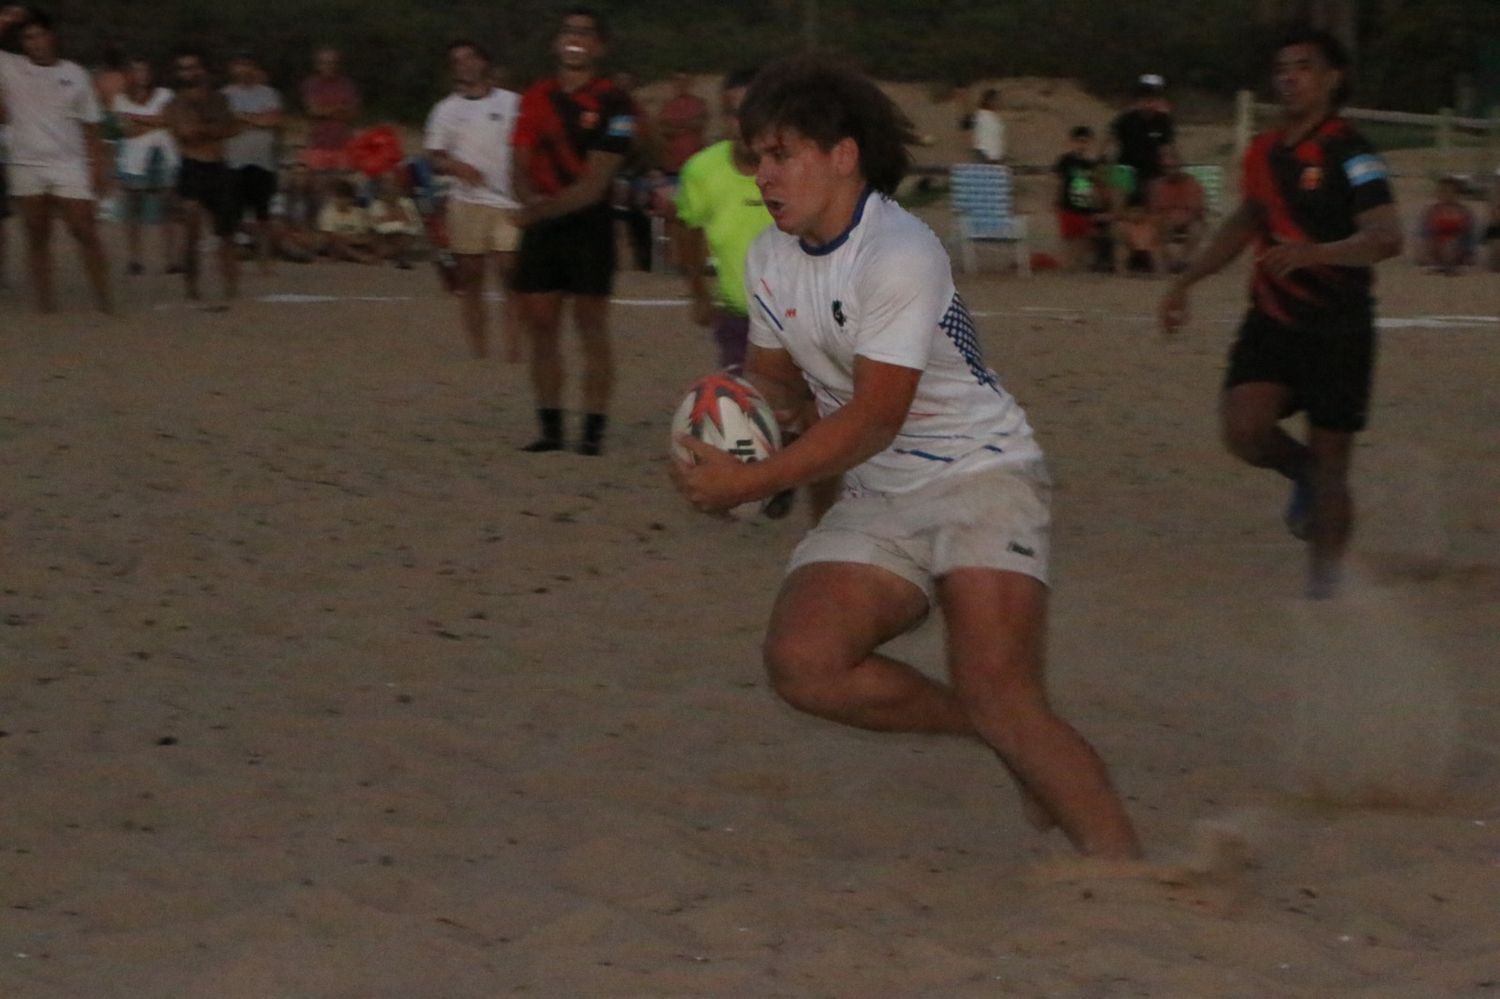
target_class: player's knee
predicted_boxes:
[1222,419,1270,465]
[970,693,1058,759]
[762,636,841,714]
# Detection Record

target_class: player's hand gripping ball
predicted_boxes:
[670,372,781,519]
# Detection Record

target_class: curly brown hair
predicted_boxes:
[738,56,916,197]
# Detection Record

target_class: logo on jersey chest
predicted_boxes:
[831,300,845,327]
[579,110,600,129]
[1299,166,1322,191]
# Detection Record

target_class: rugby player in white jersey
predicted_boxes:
[671,58,1140,860]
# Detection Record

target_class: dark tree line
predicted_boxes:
[30,0,1500,121]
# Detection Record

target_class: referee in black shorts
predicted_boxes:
[1159,25,1402,598]
[510,7,636,456]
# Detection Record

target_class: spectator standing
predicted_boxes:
[1052,125,1102,271]
[0,5,113,313]
[299,46,359,192]
[424,40,522,360]
[657,70,707,176]
[223,53,283,275]
[511,6,637,455]
[1146,147,1206,273]
[970,87,1005,163]
[1109,74,1175,206]
[112,57,179,275]
[164,49,240,304]
[610,70,653,271]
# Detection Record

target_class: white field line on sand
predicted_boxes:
[151,294,1498,331]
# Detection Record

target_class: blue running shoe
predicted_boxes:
[1284,477,1313,541]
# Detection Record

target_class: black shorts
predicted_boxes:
[234,165,277,222]
[513,207,615,296]
[176,159,239,238]
[1224,304,1377,433]
[0,166,9,219]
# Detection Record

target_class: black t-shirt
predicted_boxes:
[1111,108,1174,179]
[1053,153,1098,213]
[1242,117,1394,323]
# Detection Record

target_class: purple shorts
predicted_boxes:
[714,311,749,372]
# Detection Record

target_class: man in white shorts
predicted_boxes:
[0,5,112,313]
[671,57,1140,860]
[424,39,521,361]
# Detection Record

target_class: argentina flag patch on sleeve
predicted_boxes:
[1343,153,1388,187]
[606,115,635,139]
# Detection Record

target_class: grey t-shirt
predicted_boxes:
[223,83,282,170]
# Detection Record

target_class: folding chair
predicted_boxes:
[948,163,1030,276]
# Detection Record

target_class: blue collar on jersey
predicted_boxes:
[798,186,874,257]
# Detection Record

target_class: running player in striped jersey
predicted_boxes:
[1159,26,1402,598]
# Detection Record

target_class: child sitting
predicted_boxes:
[316,178,378,263]
[368,173,422,268]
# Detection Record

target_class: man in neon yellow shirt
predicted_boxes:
[674,67,770,372]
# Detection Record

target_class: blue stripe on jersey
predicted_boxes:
[893,448,955,463]
[1343,153,1388,187]
[938,293,1000,392]
[753,293,784,332]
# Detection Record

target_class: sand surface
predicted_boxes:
[2,120,1499,997]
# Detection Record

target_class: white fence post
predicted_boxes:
[1437,107,1454,175]
[1234,90,1255,163]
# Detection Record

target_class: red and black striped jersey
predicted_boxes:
[1242,117,1393,323]
[512,76,636,205]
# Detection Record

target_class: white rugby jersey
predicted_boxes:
[746,189,1041,497]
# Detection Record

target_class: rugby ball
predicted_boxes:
[670,372,781,519]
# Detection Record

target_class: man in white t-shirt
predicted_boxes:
[0,5,112,312]
[971,87,1005,163]
[671,58,1140,861]
[423,40,521,361]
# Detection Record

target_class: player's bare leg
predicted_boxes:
[573,293,614,454]
[765,562,1061,834]
[573,293,613,411]
[1221,382,1307,477]
[763,562,957,733]
[454,254,488,358]
[940,568,1141,859]
[217,231,239,302]
[1305,426,1355,597]
[495,252,521,363]
[18,196,57,312]
[59,198,113,314]
[180,203,202,300]
[519,290,565,451]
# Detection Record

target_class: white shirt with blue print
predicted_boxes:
[746,189,1041,497]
